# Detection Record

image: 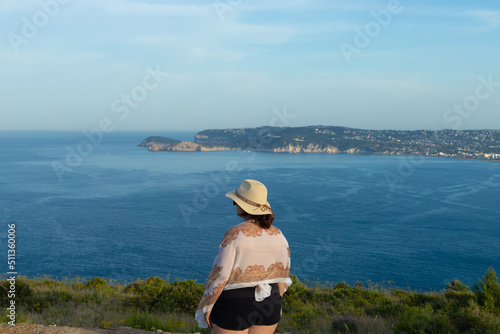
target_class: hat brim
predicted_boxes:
[225,190,272,215]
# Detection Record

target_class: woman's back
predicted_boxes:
[195,179,292,332]
[222,221,290,286]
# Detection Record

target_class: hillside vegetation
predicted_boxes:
[139,126,500,159]
[194,126,500,158]
[2,268,500,333]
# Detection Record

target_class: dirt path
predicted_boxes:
[0,324,199,334]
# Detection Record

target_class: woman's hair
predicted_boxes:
[249,213,275,229]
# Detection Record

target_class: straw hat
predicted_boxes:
[225,179,273,215]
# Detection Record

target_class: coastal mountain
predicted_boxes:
[139,125,500,160]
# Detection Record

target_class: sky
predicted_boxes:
[1,0,499,132]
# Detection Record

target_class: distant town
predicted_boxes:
[140,126,500,161]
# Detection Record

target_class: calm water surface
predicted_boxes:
[0,131,499,291]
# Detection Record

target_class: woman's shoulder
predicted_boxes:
[221,221,283,242]
[267,224,283,235]
[220,222,255,247]
[224,221,252,234]
[223,221,258,238]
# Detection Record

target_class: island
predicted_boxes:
[138,126,500,160]
[138,136,230,152]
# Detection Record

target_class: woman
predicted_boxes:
[195,179,292,333]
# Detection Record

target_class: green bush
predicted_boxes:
[286,305,317,329]
[158,280,205,313]
[367,296,403,317]
[444,289,476,310]
[394,305,459,334]
[3,268,500,333]
[26,287,102,313]
[84,277,108,289]
[0,277,34,306]
[473,267,500,315]
[124,277,204,313]
[446,279,471,292]
[331,315,358,333]
[406,291,442,309]
[393,305,434,333]
[283,275,314,308]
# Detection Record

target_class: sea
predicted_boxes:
[1,130,499,291]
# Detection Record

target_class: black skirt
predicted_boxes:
[210,283,283,330]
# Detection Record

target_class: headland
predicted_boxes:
[139,126,500,161]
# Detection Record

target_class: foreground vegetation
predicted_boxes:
[1,268,500,333]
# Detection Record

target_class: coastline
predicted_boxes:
[139,144,500,163]
[138,125,500,162]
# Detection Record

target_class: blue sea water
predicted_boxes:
[0,130,499,291]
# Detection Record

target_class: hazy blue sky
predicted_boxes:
[1,0,499,132]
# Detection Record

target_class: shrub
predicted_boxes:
[367,296,403,317]
[393,305,435,333]
[446,304,483,332]
[25,288,79,313]
[0,277,34,306]
[331,314,358,333]
[4,269,499,334]
[124,277,204,313]
[286,305,317,329]
[392,288,410,299]
[71,282,85,290]
[84,277,108,289]
[446,279,471,292]
[394,305,458,334]
[335,282,349,289]
[473,267,500,315]
[283,275,313,307]
[406,291,442,309]
[158,280,204,313]
[444,290,476,310]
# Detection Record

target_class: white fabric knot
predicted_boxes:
[254,283,272,302]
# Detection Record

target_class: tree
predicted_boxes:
[473,267,500,315]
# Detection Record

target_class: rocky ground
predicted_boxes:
[0,324,199,334]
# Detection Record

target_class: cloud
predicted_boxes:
[87,0,209,17]
[238,0,382,13]
[187,47,242,63]
[129,34,179,45]
[403,6,500,33]
[0,50,105,67]
[0,0,39,12]
[463,10,500,31]
[129,21,296,47]
[214,22,297,45]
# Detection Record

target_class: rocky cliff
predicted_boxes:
[138,136,230,152]
[272,143,340,153]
